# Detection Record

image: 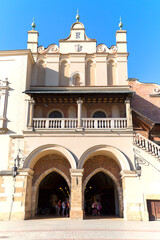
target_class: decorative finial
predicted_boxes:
[31,17,36,30]
[119,17,123,30]
[76,9,80,22]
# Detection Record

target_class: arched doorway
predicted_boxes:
[84,171,119,217]
[37,171,70,217]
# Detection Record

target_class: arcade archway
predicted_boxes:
[84,171,119,217]
[37,171,70,216]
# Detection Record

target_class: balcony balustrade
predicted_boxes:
[32,118,127,130]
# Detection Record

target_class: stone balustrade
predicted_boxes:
[33,118,127,130]
[134,132,160,158]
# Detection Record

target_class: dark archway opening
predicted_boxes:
[84,171,119,217]
[37,171,70,217]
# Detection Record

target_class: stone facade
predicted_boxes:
[0,18,160,221]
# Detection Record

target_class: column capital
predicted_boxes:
[70,169,84,177]
[18,168,34,177]
[125,97,131,103]
[77,99,83,104]
[120,170,137,178]
[29,98,35,104]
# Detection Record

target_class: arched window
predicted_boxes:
[72,73,81,86]
[49,111,62,118]
[93,111,106,118]
[74,75,81,86]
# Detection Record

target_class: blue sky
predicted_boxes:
[0,0,159,84]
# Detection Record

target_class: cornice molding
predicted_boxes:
[0,49,35,63]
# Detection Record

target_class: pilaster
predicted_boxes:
[125,98,133,128]
[77,99,83,128]
[70,169,84,219]
[120,170,147,221]
[28,99,35,128]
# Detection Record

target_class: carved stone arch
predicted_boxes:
[78,145,131,170]
[71,22,85,29]
[37,58,47,65]
[23,144,77,169]
[31,167,71,216]
[70,71,84,86]
[83,167,123,217]
[107,58,116,64]
[59,59,70,65]
[85,58,96,65]
[83,167,120,191]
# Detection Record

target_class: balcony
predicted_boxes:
[33,118,127,130]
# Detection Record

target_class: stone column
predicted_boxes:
[70,169,84,219]
[77,99,83,128]
[28,99,35,128]
[125,98,132,128]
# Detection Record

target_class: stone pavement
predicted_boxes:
[0,217,160,240]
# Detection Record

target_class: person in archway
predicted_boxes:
[65,198,70,217]
[57,200,61,216]
[97,200,102,216]
[62,201,66,217]
[92,200,98,216]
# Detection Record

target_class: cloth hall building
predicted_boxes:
[0,16,160,221]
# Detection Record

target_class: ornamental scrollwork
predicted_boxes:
[96,44,117,54]
[38,44,59,54]
[153,88,160,94]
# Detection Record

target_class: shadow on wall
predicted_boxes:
[31,61,97,87]
[131,94,160,122]
[31,66,62,87]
